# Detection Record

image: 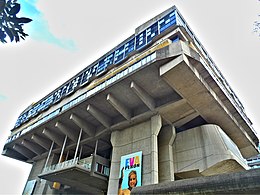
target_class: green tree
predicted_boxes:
[0,0,32,43]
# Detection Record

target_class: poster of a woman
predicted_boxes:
[118,151,142,195]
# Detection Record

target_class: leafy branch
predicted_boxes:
[0,0,32,43]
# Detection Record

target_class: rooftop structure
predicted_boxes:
[2,6,259,194]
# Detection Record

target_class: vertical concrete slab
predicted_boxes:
[172,124,248,178]
[151,115,162,184]
[28,154,59,194]
[150,115,162,184]
[107,115,162,194]
[158,124,176,182]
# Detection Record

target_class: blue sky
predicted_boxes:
[19,0,76,50]
[0,94,6,101]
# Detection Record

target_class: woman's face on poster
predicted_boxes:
[129,173,137,188]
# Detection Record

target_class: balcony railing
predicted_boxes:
[42,157,91,174]
[42,155,110,177]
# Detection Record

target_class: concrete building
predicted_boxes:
[247,145,260,169]
[248,154,260,169]
[2,6,259,194]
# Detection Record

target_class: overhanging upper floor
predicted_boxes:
[2,39,259,164]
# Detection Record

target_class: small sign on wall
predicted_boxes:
[22,179,37,195]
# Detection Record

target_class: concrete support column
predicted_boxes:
[150,114,162,184]
[29,153,59,195]
[158,124,176,182]
[107,131,121,195]
[58,135,67,163]
[73,129,82,162]
[44,141,54,169]
[107,114,162,194]
[90,140,99,176]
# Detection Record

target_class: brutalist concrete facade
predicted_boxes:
[2,6,259,194]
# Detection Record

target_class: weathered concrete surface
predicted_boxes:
[107,115,162,194]
[158,124,176,182]
[173,124,248,179]
[131,168,260,194]
[159,46,259,158]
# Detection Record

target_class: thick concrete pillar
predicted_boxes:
[150,114,162,184]
[107,114,162,194]
[107,130,123,195]
[158,124,176,182]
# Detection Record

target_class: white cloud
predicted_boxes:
[20,0,76,50]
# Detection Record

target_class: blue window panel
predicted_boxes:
[171,36,179,42]
[114,44,125,64]
[66,81,74,95]
[27,105,38,119]
[159,11,176,33]
[37,95,54,112]
[14,116,23,128]
[147,22,158,44]
[30,104,41,117]
[53,88,63,103]
[136,30,146,50]
[80,64,98,86]
[124,37,135,57]
[67,74,83,95]
[33,99,47,114]
[60,83,70,97]
[44,95,54,108]
[14,122,19,128]
[96,52,115,76]
[105,52,115,68]
[96,58,106,76]
[18,112,28,125]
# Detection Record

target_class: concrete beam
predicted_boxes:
[31,134,52,150]
[160,54,258,158]
[99,138,111,146]
[2,148,27,161]
[130,81,155,111]
[42,128,63,147]
[21,139,45,155]
[83,144,94,151]
[173,111,199,128]
[12,144,35,159]
[107,93,131,120]
[55,121,78,142]
[87,104,111,128]
[70,113,95,137]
